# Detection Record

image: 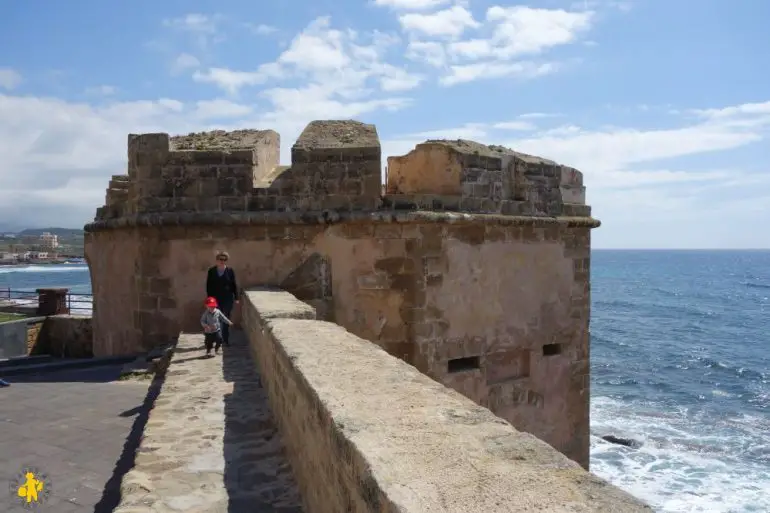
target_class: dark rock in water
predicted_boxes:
[602,435,642,448]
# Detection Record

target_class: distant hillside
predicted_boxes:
[15,227,84,237]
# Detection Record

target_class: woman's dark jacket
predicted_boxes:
[206,266,238,303]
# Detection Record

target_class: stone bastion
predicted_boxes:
[84,119,599,469]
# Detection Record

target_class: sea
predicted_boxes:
[1,250,768,512]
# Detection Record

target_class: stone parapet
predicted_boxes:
[241,287,651,513]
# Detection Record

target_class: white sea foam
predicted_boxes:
[591,396,770,512]
[0,264,88,274]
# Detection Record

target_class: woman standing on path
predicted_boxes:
[205,251,239,346]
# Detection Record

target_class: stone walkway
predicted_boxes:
[115,330,303,513]
[0,364,151,512]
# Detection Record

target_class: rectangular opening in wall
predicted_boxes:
[542,343,562,356]
[447,356,480,373]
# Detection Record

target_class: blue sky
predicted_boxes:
[0,0,768,248]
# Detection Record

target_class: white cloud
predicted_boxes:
[190,15,419,131]
[484,6,594,58]
[405,41,446,67]
[492,121,537,131]
[398,6,480,38]
[171,53,201,74]
[397,5,594,86]
[250,24,278,35]
[692,100,770,121]
[440,61,558,86]
[373,0,452,10]
[518,112,560,119]
[192,65,281,94]
[0,68,22,90]
[407,122,491,140]
[385,116,539,144]
[163,13,218,35]
[85,85,117,96]
[193,99,253,119]
[379,67,424,91]
[162,13,224,51]
[447,38,494,59]
[278,18,351,70]
[510,123,763,174]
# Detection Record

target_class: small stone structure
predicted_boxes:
[0,317,45,359]
[85,120,598,469]
[33,315,94,358]
[0,315,92,359]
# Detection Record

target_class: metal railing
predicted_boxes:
[66,292,93,314]
[0,288,38,302]
[0,288,93,315]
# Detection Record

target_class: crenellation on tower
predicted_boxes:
[386,139,588,217]
[94,121,590,221]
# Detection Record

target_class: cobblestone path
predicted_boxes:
[115,330,304,513]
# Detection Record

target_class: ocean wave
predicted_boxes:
[0,264,89,274]
[690,355,767,382]
[591,396,770,512]
[595,297,722,322]
[743,281,770,290]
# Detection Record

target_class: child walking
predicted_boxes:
[200,296,233,356]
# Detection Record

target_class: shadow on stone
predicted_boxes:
[172,354,213,364]
[3,363,129,384]
[92,358,167,513]
[221,329,304,512]
[174,345,203,354]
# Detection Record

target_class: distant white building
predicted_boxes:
[0,252,19,262]
[39,232,59,249]
[21,251,48,260]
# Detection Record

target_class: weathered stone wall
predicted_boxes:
[85,119,601,468]
[85,213,594,466]
[34,315,94,358]
[26,318,43,354]
[86,229,141,354]
[241,288,650,512]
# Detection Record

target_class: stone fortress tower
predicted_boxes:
[85,119,599,468]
